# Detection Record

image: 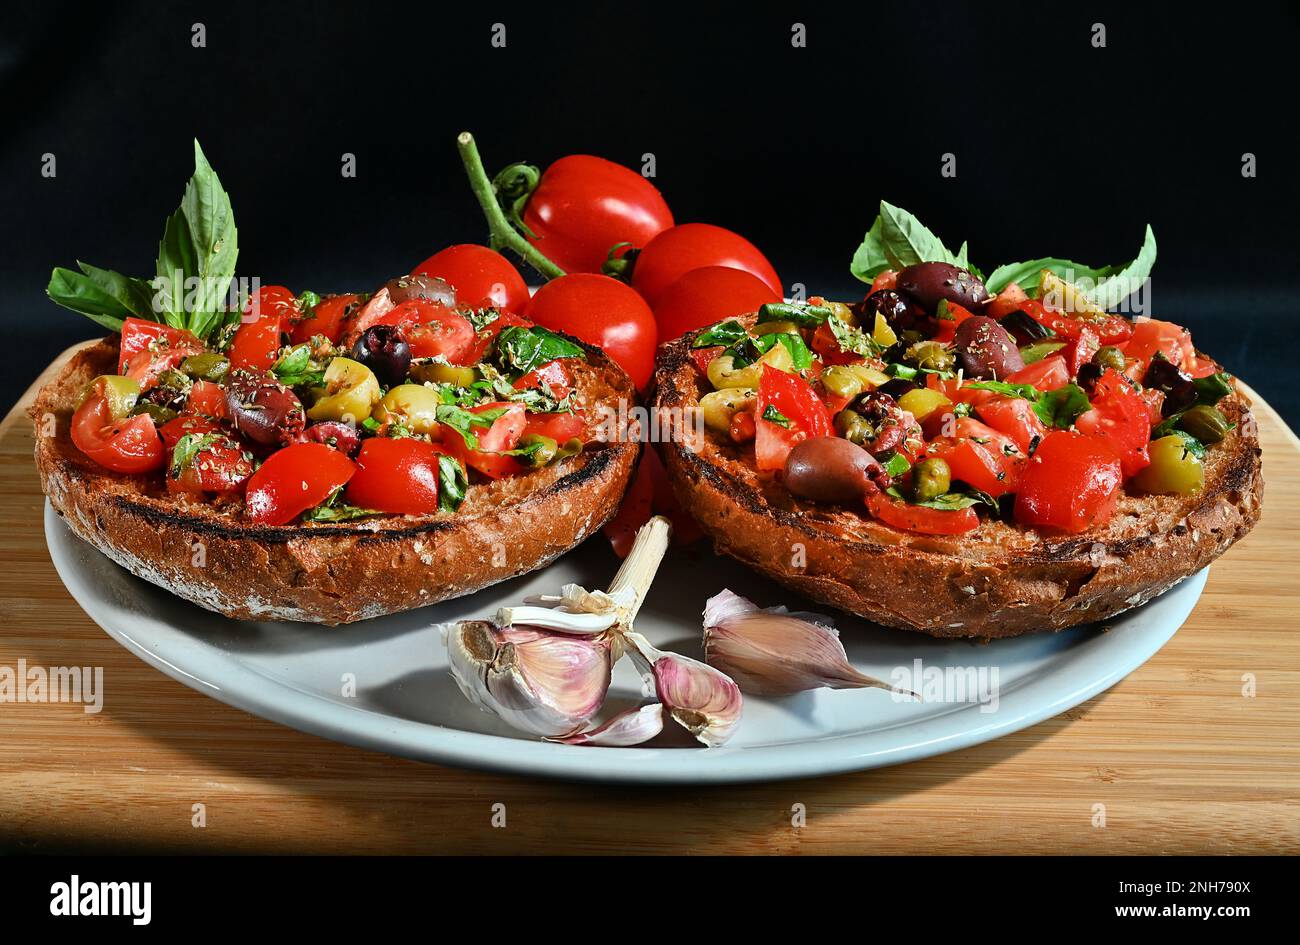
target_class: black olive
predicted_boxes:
[351,324,412,388]
[384,273,456,307]
[896,262,989,315]
[1144,357,1197,417]
[999,309,1054,346]
[877,378,919,400]
[954,316,1024,379]
[225,370,306,446]
[1076,362,1103,395]
[856,289,926,334]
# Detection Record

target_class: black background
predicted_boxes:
[4,1,1298,422]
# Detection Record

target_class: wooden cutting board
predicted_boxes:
[2,342,1297,854]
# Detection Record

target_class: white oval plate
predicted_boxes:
[45,501,1203,783]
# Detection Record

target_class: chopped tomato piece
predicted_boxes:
[866,492,979,535]
[244,442,355,526]
[117,318,204,375]
[1062,328,1100,378]
[159,415,222,452]
[1014,430,1122,533]
[183,380,227,419]
[869,270,898,294]
[985,283,1030,321]
[71,390,164,475]
[1018,298,1133,346]
[689,345,722,377]
[457,311,533,366]
[345,438,445,515]
[810,321,860,366]
[524,410,586,444]
[1074,368,1152,477]
[1122,318,1195,373]
[1007,354,1070,391]
[289,293,360,345]
[513,358,573,399]
[167,435,253,496]
[926,417,1022,495]
[440,402,528,479]
[931,301,975,345]
[975,396,1047,455]
[928,372,995,408]
[754,365,833,471]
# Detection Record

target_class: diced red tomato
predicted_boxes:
[513,358,573,399]
[289,293,360,345]
[344,438,445,515]
[754,365,833,471]
[167,436,254,496]
[810,321,861,366]
[457,311,533,366]
[70,388,165,475]
[1014,430,1122,533]
[1139,387,1165,423]
[159,415,222,452]
[1122,318,1195,373]
[869,270,898,294]
[524,410,586,444]
[228,317,282,372]
[183,380,227,419]
[975,396,1047,455]
[1074,368,1152,477]
[243,285,299,326]
[1007,354,1070,391]
[931,301,975,345]
[866,492,979,535]
[440,402,528,479]
[1186,357,1220,379]
[1062,328,1100,377]
[1018,298,1133,346]
[926,417,1022,495]
[117,318,204,375]
[985,283,1030,321]
[690,345,722,377]
[244,442,355,526]
[928,372,996,408]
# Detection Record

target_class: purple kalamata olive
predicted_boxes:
[878,378,919,400]
[384,272,456,307]
[1144,357,1197,416]
[953,316,1024,379]
[847,390,908,456]
[784,436,887,503]
[896,262,989,315]
[350,324,411,388]
[856,289,926,334]
[296,421,362,457]
[999,309,1054,346]
[225,369,306,446]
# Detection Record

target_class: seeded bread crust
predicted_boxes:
[654,324,1263,639]
[33,336,639,625]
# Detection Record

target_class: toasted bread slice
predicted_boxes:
[33,337,639,625]
[654,330,1263,639]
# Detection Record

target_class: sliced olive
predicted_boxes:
[912,457,951,502]
[1179,405,1230,444]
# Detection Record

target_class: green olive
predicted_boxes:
[834,409,872,445]
[821,365,867,400]
[1179,405,1230,444]
[904,340,956,373]
[76,375,141,419]
[132,402,178,424]
[374,383,441,434]
[911,457,952,502]
[1092,345,1127,372]
[706,343,794,389]
[409,361,479,387]
[700,388,757,433]
[516,433,557,467]
[307,357,381,423]
[1132,434,1205,495]
[752,320,801,337]
[181,352,230,382]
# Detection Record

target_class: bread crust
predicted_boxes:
[33,337,639,625]
[654,328,1263,639]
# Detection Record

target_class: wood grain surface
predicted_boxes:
[1,342,1297,854]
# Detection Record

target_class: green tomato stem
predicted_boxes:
[456,131,565,281]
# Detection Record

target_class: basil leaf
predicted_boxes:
[296,289,321,313]
[169,432,222,476]
[305,502,383,522]
[435,404,493,449]
[1193,372,1232,407]
[1170,430,1207,460]
[495,325,585,375]
[966,380,1092,429]
[438,454,468,512]
[46,265,146,332]
[883,486,996,513]
[984,225,1157,309]
[757,302,833,327]
[761,404,791,428]
[774,332,813,371]
[1086,225,1157,309]
[693,319,749,348]
[850,216,892,283]
[966,379,1039,399]
[1019,341,1066,364]
[877,200,964,270]
[178,140,239,340]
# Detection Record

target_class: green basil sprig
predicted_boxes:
[692,319,749,348]
[494,325,585,376]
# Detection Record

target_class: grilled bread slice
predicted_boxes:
[33,337,639,625]
[654,327,1262,639]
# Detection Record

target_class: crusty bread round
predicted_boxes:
[654,325,1263,639]
[33,337,639,625]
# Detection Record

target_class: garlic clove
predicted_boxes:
[441,621,612,738]
[702,590,918,699]
[547,703,665,746]
[624,631,743,747]
[493,604,617,634]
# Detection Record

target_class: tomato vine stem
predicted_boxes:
[456,132,565,281]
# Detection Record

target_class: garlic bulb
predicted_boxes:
[548,703,665,747]
[624,631,743,747]
[442,620,612,738]
[702,590,917,699]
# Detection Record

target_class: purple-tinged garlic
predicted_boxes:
[702,590,918,699]
[547,703,665,747]
[623,631,743,747]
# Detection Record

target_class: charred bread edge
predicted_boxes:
[34,336,640,625]
[654,330,1262,639]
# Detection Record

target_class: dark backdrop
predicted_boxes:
[4,1,1298,423]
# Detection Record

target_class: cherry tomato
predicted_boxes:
[413,244,530,313]
[159,415,222,452]
[1122,318,1195,373]
[521,155,674,275]
[866,492,979,535]
[440,402,528,479]
[71,385,165,475]
[183,380,227,419]
[1007,354,1070,391]
[167,436,254,496]
[931,301,976,344]
[1014,430,1122,533]
[513,358,573,399]
[869,270,899,294]
[809,320,864,366]
[345,437,445,515]
[244,442,355,526]
[290,293,361,345]
[117,318,204,375]
[230,285,296,372]
[631,223,782,308]
[652,266,781,342]
[526,273,657,389]
[754,365,832,471]
[524,410,587,444]
[1074,369,1152,477]
[354,299,478,362]
[975,396,1047,455]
